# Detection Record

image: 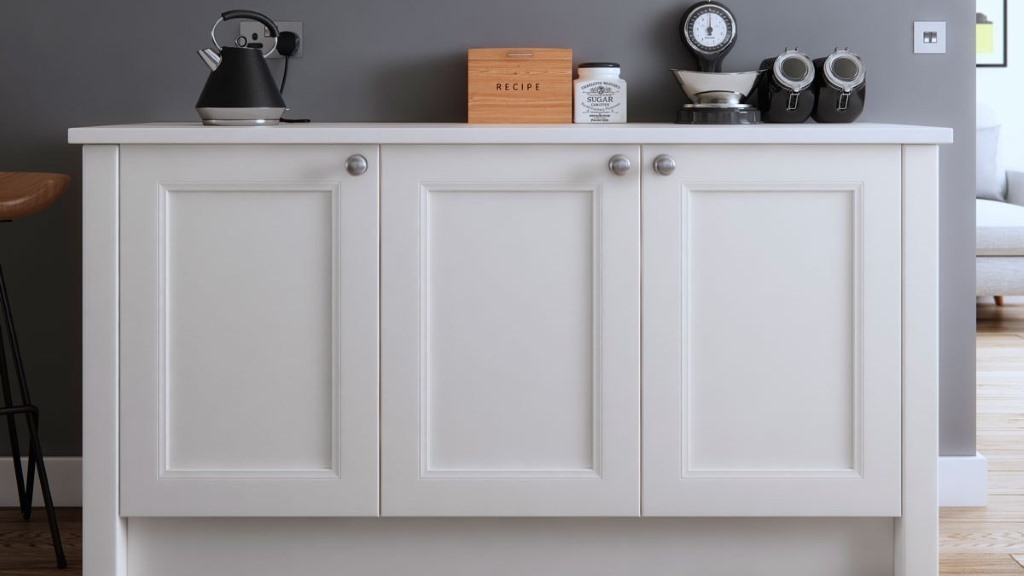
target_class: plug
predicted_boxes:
[278,31,300,58]
[239,22,303,58]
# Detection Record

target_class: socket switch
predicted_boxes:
[913,21,946,54]
[239,21,303,59]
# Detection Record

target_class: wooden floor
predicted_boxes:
[941,296,1024,574]
[0,507,79,575]
[3,299,1024,574]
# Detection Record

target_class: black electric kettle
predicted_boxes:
[196,9,286,126]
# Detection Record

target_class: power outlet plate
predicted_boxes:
[238,21,302,59]
[913,21,946,54]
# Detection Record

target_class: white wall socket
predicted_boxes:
[913,21,946,54]
[238,21,303,59]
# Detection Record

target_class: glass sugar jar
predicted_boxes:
[574,63,627,124]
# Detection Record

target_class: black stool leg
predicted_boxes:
[0,325,30,517]
[0,264,66,568]
[26,408,66,568]
[25,427,37,511]
[0,267,35,516]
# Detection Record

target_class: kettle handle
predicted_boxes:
[221,10,280,38]
[209,9,280,57]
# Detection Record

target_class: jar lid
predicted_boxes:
[579,62,620,68]
[822,50,865,92]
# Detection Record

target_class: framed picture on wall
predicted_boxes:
[977,0,1007,67]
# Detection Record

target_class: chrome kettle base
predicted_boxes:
[676,106,761,125]
[196,107,285,126]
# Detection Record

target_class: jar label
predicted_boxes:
[577,81,624,122]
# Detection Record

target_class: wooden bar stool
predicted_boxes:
[0,172,68,568]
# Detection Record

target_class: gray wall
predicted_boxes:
[0,0,975,457]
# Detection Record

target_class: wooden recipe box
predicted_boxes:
[468,48,573,124]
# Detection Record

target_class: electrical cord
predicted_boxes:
[276,31,310,122]
[280,56,290,94]
[276,31,299,94]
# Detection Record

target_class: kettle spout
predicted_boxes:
[198,48,221,71]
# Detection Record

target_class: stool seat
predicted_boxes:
[0,172,69,221]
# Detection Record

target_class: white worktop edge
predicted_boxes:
[68,122,954,145]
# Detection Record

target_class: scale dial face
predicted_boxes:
[682,3,737,54]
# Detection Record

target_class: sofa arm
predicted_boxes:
[1006,171,1024,206]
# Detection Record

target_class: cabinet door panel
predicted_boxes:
[427,188,596,472]
[119,145,379,516]
[687,189,857,472]
[165,188,335,472]
[381,145,640,516]
[642,145,902,516]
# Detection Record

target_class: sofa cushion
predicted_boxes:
[978,105,1007,200]
[977,198,1024,255]
[977,256,1024,296]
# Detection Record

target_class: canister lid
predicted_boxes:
[579,62,621,68]
[772,49,814,92]
[822,50,865,92]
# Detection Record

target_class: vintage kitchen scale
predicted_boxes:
[672,1,761,124]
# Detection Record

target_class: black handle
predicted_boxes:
[221,9,279,37]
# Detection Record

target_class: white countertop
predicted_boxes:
[68,122,954,145]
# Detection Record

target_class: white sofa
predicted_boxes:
[977,106,1024,303]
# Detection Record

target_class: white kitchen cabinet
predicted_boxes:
[380,145,641,516]
[118,145,380,516]
[641,145,902,516]
[73,123,946,576]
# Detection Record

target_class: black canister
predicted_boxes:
[756,49,816,123]
[811,49,866,123]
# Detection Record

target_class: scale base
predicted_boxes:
[676,107,761,125]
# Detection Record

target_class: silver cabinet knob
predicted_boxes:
[653,155,677,176]
[345,154,368,176]
[608,154,632,176]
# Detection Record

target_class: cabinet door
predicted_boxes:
[642,145,902,516]
[119,145,379,516]
[381,145,640,516]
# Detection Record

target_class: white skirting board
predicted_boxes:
[938,453,988,507]
[0,457,82,507]
[0,455,990,509]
